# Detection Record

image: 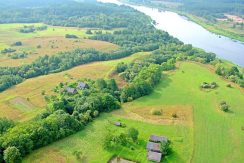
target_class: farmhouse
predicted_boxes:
[147,151,162,163]
[146,142,161,153]
[77,82,89,89]
[146,134,168,162]
[149,135,168,143]
[65,87,77,94]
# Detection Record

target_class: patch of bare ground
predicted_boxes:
[113,104,193,126]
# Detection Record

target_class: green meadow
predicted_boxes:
[23,114,192,163]
[22,62,244,163]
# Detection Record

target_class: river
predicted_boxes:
[98,0,244,67]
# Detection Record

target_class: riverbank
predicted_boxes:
[183,14,244,43]
[120,0,244,43]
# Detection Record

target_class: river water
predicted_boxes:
[98,0,244,67]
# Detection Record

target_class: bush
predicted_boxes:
[127,128,139,142]
[226,84,232,88]
[219,101,229,112]
[65,34,78,39]
[12,41,22,46]
[3,146,21,163]
[172,113,178,118]
[160,141,171,155]
[151,109,162,115]
[201,82,217,89]
[86,30,93,35]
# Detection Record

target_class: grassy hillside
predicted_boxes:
[22,62,244,162]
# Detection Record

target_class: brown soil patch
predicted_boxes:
[113,104,193,126]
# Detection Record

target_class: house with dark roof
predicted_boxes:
[65,87,77,94]
[77,82,89,90]
[147,151,162,163]
[149,135,168,143]
[146,142,161,153]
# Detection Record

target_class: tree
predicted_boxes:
[12,41,22,46]
[160,141,171,155]
[0,118,15,135]
[127,128,139,142]
[86,29,93,34]
[3,146,21,163]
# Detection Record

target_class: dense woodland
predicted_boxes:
[0,0,149,29]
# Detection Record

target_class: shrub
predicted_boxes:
[160,141,171,155]
[151,109,162,115]
[127,128,139,142]
[3,146,21,163]
[219,101,229,112]
[37,45,41,48]
[93,110,99,117]
[65,34,78,39]
[172,113,178,118]
[226,84,232,88]
[12,41,22,46]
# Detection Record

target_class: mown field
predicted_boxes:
[20,61,244,162]
[0,23,119,66]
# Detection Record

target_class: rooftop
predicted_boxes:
[149,135,168,143]
[147,151,162,163]
[146,142,161,153]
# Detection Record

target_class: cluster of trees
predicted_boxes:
[215,65,244,87]
[0,48,132,92]
[103,127,139,150]
[0,77,122,162]
[48,78,121,120]
[151,43,216,64]
[0,112,82,162]
[19,25,47,33]
[1,48,16,54]
[90,24,180,49]
[0,118,15,135]
[120,64,162,102]
[9,52,28,59]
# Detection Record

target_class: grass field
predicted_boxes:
[0,52,149,121]
[23,114,192,163]
[0,23,119,67]
[21,62,244,162]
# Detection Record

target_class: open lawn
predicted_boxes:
[22,62,244,163]
[0,23,119,67]
[121,62,244,162]
[0,52,149,121]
